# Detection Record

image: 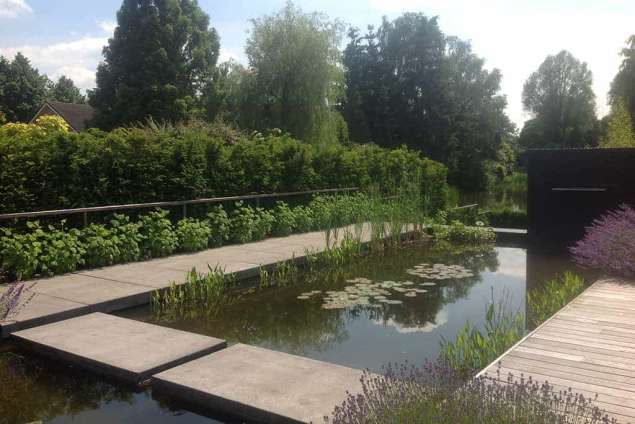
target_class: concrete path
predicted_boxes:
[12,312,226,383]
[479,278,635,423]
[153,343,365,423]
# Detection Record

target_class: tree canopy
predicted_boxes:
[600,97,635,148]
[610,35,635,126]
[89,0,220,129]
[52,76,85,104]
[519,50,597,149]
[0,53,51,122]
[341,14,514,189]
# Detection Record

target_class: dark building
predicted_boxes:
[30,101,95,132]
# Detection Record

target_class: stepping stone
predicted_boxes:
[12,313,226,383]
[153,343,365,423]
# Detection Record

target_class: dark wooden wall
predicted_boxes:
[527,148,635,249]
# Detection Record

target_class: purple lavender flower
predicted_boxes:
[0,281,34,321]
[570,204,635,278]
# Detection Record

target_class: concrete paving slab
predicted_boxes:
[12,313,226,383]
[30,274,152,311]
[0,292,89,337]
[153,343,365,423]
[77,263,188,289]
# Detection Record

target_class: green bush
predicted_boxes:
[0,123,448,213]
[0,222,85,279]
[82,215,142,267]
[292,205,314,233]
[138,210,178,258]
[271,201,296,236]
[252,207,275,241]
[206,205,231,247]
[176,218,212,252]
[230,201,256,244]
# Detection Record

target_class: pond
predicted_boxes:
[0,241,583,424]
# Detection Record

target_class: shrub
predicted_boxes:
[326,360,610,424]
[429,221,496,244]
[138,210,178,258]
[528,272,584,328]
[252,207,275,240]
[271,201,296,236]
[0,222,84,279]
[206,205,231,247]
[570,204,635,277]
[229,201,256,244]
[292,205,314,233]
[81,215,142,267]
[176,218,212,252]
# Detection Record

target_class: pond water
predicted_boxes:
[0,241,583,424]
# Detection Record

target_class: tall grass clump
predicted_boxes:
[570,204,635,277]
[325,360,612,424]
[527,272,585,328]
[151,266,235,319]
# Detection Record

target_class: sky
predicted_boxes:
[1,0,634,129]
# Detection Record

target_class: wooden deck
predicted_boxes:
[479,278,635,423]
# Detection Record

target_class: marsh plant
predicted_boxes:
[570,204,635,277]
[528,272,585,328]
[325,360,612,424]
[440,293,524,377]
[151,266,236,319]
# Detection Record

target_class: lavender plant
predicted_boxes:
[0,282,34,321]
[325,360,614,424]
[570,204,635,277]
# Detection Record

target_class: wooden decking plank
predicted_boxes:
[540,324,635,345]
[534,329,635,349]
[507,350,635,378]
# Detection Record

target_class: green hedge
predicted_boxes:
[0,124,448,213]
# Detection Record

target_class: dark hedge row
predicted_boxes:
[0,124,448,214]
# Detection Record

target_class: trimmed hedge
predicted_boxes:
[0,124,448,213]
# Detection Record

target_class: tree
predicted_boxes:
[51,76,85,104]
[520,50,597,149]
[89,0,220,129]
[240,2,346,144]
[342,14,514,189]
[0,53,51,122]
[600,98,635,148]
[610,35,635,125]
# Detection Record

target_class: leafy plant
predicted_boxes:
[138,210,178,258]
[528,272,584,328]
[292,205,314,233]
[570,204,635,277]
[81,214,142,267]
[430,220,496,244]
[252,207,275,240]
[175,218,212,252]
[271,201,296,236]
[206,205,231,247]
[229,201,256,244]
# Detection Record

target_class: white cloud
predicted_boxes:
[375,310,448,334]
[0,36,108,91]
[0,0,32,18]
[98,20,116,34]
[218,47,243,64]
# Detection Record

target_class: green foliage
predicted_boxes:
[89,0,220,129]
[520,50,598,149]
[81,214,144,267]
[235,3,346,144]
[429,221,496,244]
[206,205,231,247]
[138,210,178,258]
[528,272,584,328]
[440,295,525,376]
[0,222,84,279]
[0,123,447,214]
[484,207,527,229]
[271,201,296,236]
[610,35,635,126]
[292,205,314,233]
[175,218,211,252]
[252,207,275,241]
[51,76,85,104]
[342,14,514,190]
[0,53,51,123]
[229,201,256,244]
[600,97,635,147]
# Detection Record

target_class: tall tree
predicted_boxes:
[600,98,635,148]
[51,75,85,104]
[519,50,597,149]
[0,53,51,122]
[342,14,514,189]
[89,0,220,129]
[240,2,346,144]
[610,35,635,125]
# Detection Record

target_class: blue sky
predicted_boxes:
[1,0,634,128]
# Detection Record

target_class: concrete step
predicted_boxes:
[153,343,365,423]
[12,312,226,383]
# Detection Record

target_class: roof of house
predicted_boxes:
[32,101,95,131]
